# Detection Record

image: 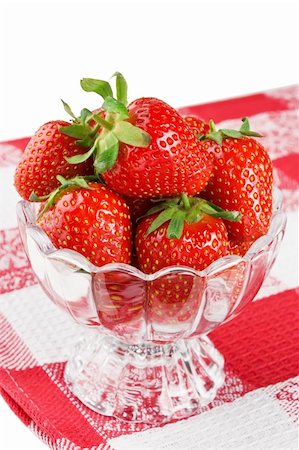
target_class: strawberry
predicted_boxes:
[37,177,132,267]
[200,118,273,242]
[93,270,145,331]
[135,195,240,326]
[135,194,241,273]
[229,239,254,256]
[73,75,214,199]
[183,115,210,136]
[102,98,213,198]
[14,120,94,200]
[147,272,205,326]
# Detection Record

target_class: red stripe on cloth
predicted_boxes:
[178,93,289,122]
[211,288,299,389]
[0,365,104,448]
[273,153,299,188]
[0,138,30,152]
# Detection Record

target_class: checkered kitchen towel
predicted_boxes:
[0,86,298,449]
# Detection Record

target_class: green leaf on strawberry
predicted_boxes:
[80,78,114,100]
[59,124,90,139]
[95,133,119,174]
[200,118,263,145]
[61,99,77,120]
[205,130,223,145]
[145,194,241,239]
[33,175,98,220]
[199,200,241,221]
[65,145,97,164]
[112,72,128,106]
[102,96,129,120]
[239,117,263,137]
[146,207,177,236]
[136,195,240,274]
[167,210,186,239]
[113,121,151,147]
[80,108,93,123]
[239,117,250,133]
[142,198,181,218]
[221,129,243,139]
[61,73,152,175]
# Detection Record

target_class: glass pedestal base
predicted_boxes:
[64,334,225,424]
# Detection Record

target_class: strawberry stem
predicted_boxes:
[209,120,217,133]
[181,193,190,209]
[88,123,101,137]
[112,72,128,106]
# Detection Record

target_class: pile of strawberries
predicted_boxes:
[14,73,273,274]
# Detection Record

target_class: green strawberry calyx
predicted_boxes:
[60,72,151,176]
[144,194,241,239]
[30,175,98,221]
[59,102,103,149]
[198,117,263,146]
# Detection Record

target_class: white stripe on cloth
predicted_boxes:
[266,85,299,110]
[255,210,298,300]
[0,313,36,369]
[109,377,299,450]
[0,285,94,366]
[29,421,54,449]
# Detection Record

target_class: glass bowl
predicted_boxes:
[17,188,286,424]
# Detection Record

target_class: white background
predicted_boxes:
[0,0,298,448]
[1,0,299,141]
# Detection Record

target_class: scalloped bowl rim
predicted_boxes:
[18,187,286,282]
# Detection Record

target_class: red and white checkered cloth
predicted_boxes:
[0,86,298,450]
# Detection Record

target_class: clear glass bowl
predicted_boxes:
[17,188,286,424]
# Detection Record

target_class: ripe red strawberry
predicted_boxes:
[200,118,273,242]
[229,239,254,256]
[184,116,210,136]
[102,98,213,198]
[93,270,145,331]
[148,272,205,326]
[136,212,228,273]
[37,178,132,267]
[14,121,94,200]
[135,195,240,273]
[135,195,240,325]
[77,76,214,199]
